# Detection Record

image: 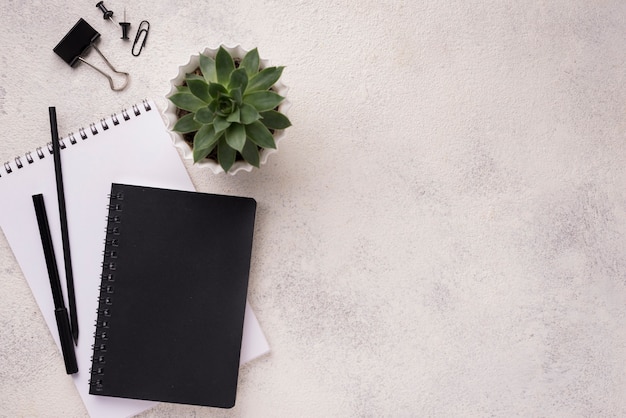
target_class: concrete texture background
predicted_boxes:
[1,1,626,416]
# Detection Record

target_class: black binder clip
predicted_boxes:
[53,18,130,91]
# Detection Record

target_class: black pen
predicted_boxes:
[32,194,78,374]
[49,107,78,345]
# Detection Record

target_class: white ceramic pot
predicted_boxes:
[164,45,290,175]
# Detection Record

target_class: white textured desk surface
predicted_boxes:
[2,1,626,416]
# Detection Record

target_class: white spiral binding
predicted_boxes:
[0,99,152,178]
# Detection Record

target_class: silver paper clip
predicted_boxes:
[132,20,150,57]
[53,18,130,91]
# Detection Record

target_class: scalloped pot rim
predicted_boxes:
[163,45,290,175]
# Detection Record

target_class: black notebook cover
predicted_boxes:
[89,183,256,408]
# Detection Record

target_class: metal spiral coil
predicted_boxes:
[0,100,152,177]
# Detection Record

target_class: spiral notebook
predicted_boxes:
[90,183,256,407]
[0,100,269,418]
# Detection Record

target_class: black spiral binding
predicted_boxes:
[89,189,125,392]
[0,99,152,178]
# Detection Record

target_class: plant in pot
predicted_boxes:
[166,46,291,174]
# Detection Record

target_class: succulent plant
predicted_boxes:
[168,46,291,172]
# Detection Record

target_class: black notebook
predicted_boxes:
[89,183,257,408]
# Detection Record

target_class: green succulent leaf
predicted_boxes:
[246,121,276,149]
[215,95,236,117]
[228,68,248,95]
[260,110,292,129]
[215,47,235,85]
[176,85,190,93]
[217,136,236,172]
[225,123,246,152]
[241,48,260,77]
[193,145,214,163]
[230,87,243,106]
[226,108,241,123]
[173,113,202,133]
[193,124,220,162]
[169,92,207,112]
[208,82,228,98]
[185,73,205,81]
[185,73,202,81]
[240,103,261,124]
[241,139,260,167]
[199,53,217,83]
[187,78,212,103]
[213,115,231,133]
[244,91,285,112]
[247,66,284,92]
[194,106,215,124]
